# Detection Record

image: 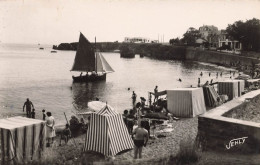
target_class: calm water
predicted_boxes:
[0,43,235,125]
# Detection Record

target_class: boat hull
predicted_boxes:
[120,52,135,58]
[72,73,106,83]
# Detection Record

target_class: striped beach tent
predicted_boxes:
[0,117,46,162]
[84,105,134,156]
[236,80,245,96]
[203,85,220,107]
[218,80,239,100]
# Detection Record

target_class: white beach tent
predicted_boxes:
[0,116,46,162]
[167,88,206,117]
[83,105,134,156]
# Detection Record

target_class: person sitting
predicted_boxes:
[69,115,80,137]
[140,97,146,109]
[203,81,209,87]
[59,124,71,145]
[80,118,87,133]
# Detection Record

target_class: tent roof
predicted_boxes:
[0,116,45,130]
[167,88,200,91]
[96,105,118,116]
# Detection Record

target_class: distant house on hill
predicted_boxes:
[199,25,219,48]
[124,37,158,43]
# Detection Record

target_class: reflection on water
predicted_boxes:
[71,81,107,111]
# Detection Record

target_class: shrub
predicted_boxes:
[168,137,201,165]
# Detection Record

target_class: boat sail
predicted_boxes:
[71,33,114,82]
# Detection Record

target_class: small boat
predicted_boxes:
[71,33,114,83]
[39,47,44,50]
[51,50,57,53]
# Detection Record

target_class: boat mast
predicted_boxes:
[95,36,97,73]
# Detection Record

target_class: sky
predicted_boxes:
[0,0,259,45]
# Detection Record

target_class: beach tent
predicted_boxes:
[236,80,245,96]
[0,117,46,162]
[203,86,221,107]
[167,88,206,118]
[83,105,134,156]
[218,80,239,100]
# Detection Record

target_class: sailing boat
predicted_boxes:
[71,33,114,82]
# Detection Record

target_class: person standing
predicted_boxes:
[31,109,35,119]
[132,91,137,107]
[42,109,46,120]
[23,98,34,118]
[132,121,149,159]
[46,112,56,146]
[127,109,135,134]
[154,86,158,103]
[123,110,128,126]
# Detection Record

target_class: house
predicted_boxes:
[218,30,242,51]
[199,25,219,48]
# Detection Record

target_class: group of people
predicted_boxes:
[23,98,35,118]
[123,109,149,159]
[124,96,152,159]
[23,98,56,146]
[22,98,93,147]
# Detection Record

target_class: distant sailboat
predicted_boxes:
[71,33,114,82]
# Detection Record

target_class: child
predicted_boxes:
[42,109,46,121]
[31,109,35,119]
[60,124,71,145]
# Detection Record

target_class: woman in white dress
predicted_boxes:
[46,112,56,145]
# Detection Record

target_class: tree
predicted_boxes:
[169,37,180,45]
[181,27,201,46]
[226,18,260,51]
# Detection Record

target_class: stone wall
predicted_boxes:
[198,116,260,153]
[186,48,260,66]
[198,90,260,153]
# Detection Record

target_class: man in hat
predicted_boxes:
[23,98,34,118]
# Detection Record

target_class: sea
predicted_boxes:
[0,43,236,125]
